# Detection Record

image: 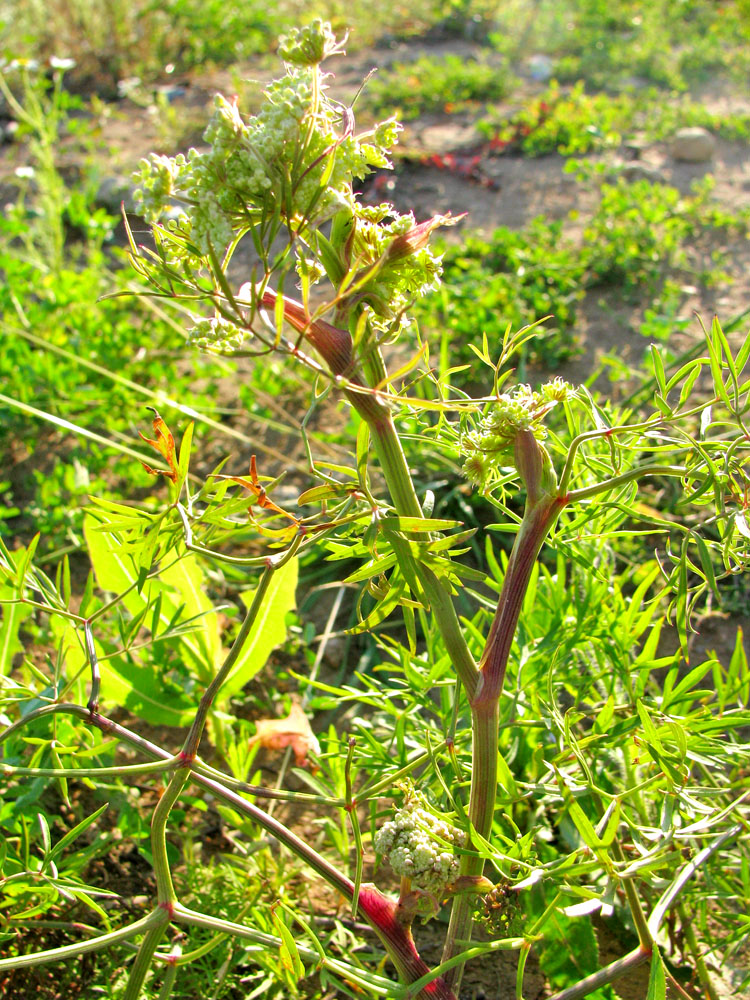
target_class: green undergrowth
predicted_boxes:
[479,81,750,158]
[1,16,750,1000]
[488,0,750,92]
[363,52,513,120]
[3,0,750,98]
[416,172,749,373]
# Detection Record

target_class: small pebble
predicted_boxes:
[670,126,716,163]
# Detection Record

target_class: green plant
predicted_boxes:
[480,79,750,161]
[2,22,750,1000]
[416,217,586,371]
[580,175,745,292]
[364,52,512,120]
[479,80,629,157]
[484,0,750,93]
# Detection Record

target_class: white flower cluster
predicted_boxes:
[133,26,401,262]
[461,378,574,489]
[187,315,247,352]
[374,804,466,896]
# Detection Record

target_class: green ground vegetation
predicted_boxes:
[1,7,749,999]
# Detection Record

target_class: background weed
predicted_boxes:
[364,52,513,120]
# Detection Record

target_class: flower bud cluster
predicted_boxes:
[187,315,247,352]
[461,378,574,490]
[133,25,400,263]
[374,803,466,896]
[277,19,345,66]
[341,203,448,329]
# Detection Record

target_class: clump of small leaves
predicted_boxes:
[479,80,630,156]
[364,52,513,120]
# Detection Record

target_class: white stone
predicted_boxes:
[670,126,716,163]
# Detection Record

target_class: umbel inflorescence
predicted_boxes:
[130,19,459,356]
[374,802,467,896]
[460,378,575,492]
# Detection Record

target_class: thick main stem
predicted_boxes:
[360,405,480,700]
[264,289,480,699]
[442,493,566,990]
[477,496,565,705]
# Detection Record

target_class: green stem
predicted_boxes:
[442,494,565,991]
[566,464,687,504]
[546,947,650,1000]
[557,418,665,497]
[123,755,188,998]
[182,533,301,759]
[441,700,498,990]
[151,768,190,905]
[516,941,532,999]
[0,911,162,971]
[156,959,179,1000]
[2,758,179,779]
[476,496,565,704]
[612,839,652,950]
[675,901,720,1000]
[123,922,171,1000]
[363,407,480,700]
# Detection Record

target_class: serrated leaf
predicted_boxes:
[730,627,749,707]
[650,344,667,395]
[297,483,352,505]
[17,533,40,589]
[347,575,406,635]
[48,804,109,862]
[177,421,194,487]
[84,514,217,678]
[344,552,397,584]
[37,813,51,856]
[273,908,305,982]
[378,515,462,534]
[691,531,719,601]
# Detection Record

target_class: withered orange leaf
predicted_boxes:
[249,701,320,768]
[214,455,298,522]
[139,408,178,484]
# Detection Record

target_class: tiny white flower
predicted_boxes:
[49,57,76,70]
